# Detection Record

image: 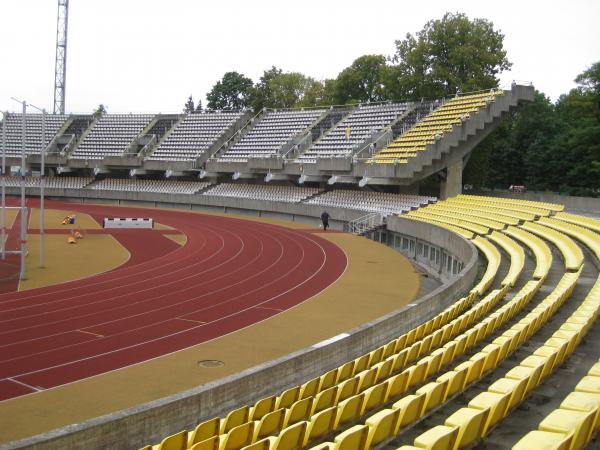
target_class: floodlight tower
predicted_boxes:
[53,0,69,114]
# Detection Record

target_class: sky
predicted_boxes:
[1,0,599,115]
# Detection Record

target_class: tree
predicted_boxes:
[251,66,283,111]
[206,72,254,111]
[333,55,388,104]
[390,12,512,99]
[195,100,203,113]
[268,72,315,108]
[183,95,195,113]
[94,104,107,118]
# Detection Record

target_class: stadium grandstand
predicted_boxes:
[2,82,600,450]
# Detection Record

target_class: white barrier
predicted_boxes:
[103,218,154,229]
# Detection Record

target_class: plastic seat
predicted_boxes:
[151,430,187,450]
[313,386,339,413]
[285,398,314,425]
[221,405,250,434]
[488,377,528,412]
[512,430,573,450]
[304,406,338,445]
[575,375,600,394]
[332,424,370,450]
[386,371,409,400]
[335,393,366,428]
[444,407,489,449]
[188,418,221,448]
[539,409,595,450]
[413,425,459,450]
[300,377,321,400]
[393,392,427,428]
[365,408,402,447]
[468,391,510,435]
[337,376,360,403]
[189,435,220,450]
[560,391,600,430]
[416,380,448,414]
[265,421,308,450]
[252,396,277,421]
[219,422,256,450]
[362,382,389,414]
[254,408,287,441]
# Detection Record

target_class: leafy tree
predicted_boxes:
[183,95,195,113]
[333,55,388,104]
[206,72,254,111]
[268,72,315,108]
[94,104,107,117]
[390,12,512,99]
[251,66,283,111]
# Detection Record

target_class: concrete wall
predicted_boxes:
[2,191,479,450]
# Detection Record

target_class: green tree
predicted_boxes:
[194,100,203,113]
[94,104,107,117]
[333,55,388,104]
[268,72,315,108]
[390,12,512,99]
[206,72,254,111]
[183,95,195,113]
[251,66,283,111]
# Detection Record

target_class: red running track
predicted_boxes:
[0,200,347,401]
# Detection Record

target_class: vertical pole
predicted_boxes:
[20,101,27,281]
[1,111,6,260]
[40,109,46,268]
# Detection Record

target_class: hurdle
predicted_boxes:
[103,218,154,229]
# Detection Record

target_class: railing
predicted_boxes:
[343,212,385,235]
[208,109,263,160]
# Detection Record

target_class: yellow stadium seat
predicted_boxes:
[332,424,370,450]
[505,364,543,395]
[188,418,221,448]
[444,407,489,449]
[386,370,409,401]
[320,369,339,392]
[254,408,287,441]
[313,386,339,414]
[560,391,600,430]
[336,376,360,403]
[304,406,338,445]
[240,439,270,450]
[539,409,595,450]
[334,393,366,429]
[393,392,427,429]
[266,421,308,450]
[285,397,314,425]
[512,430,573,450]
[300,377,321,400]
[357,367,378,392]
[221,405,250,434]
[365,408,402,447]
[575,376,600,394]
[151,430,187,450]
[468,391,511,435]
[336,361,355,384]
[251,396,277,421]
[189,435,219,450]
[220,421,256,450]
[413,425,459,450]
[276,387,300,409]
[362,381,389,414]
[416,380,448,414]
[488,377,528,412]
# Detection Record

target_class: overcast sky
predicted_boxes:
[1,0,598,114]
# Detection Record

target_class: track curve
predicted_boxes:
[0,201,347,401]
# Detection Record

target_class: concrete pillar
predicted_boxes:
[440,159,463,200]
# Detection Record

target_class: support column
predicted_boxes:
[440,159,463,200]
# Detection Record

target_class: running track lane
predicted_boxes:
[0,200,347,401]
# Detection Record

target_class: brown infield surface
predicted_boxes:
[0,202,420,444]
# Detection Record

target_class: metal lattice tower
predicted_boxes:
[53,0,69,114]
